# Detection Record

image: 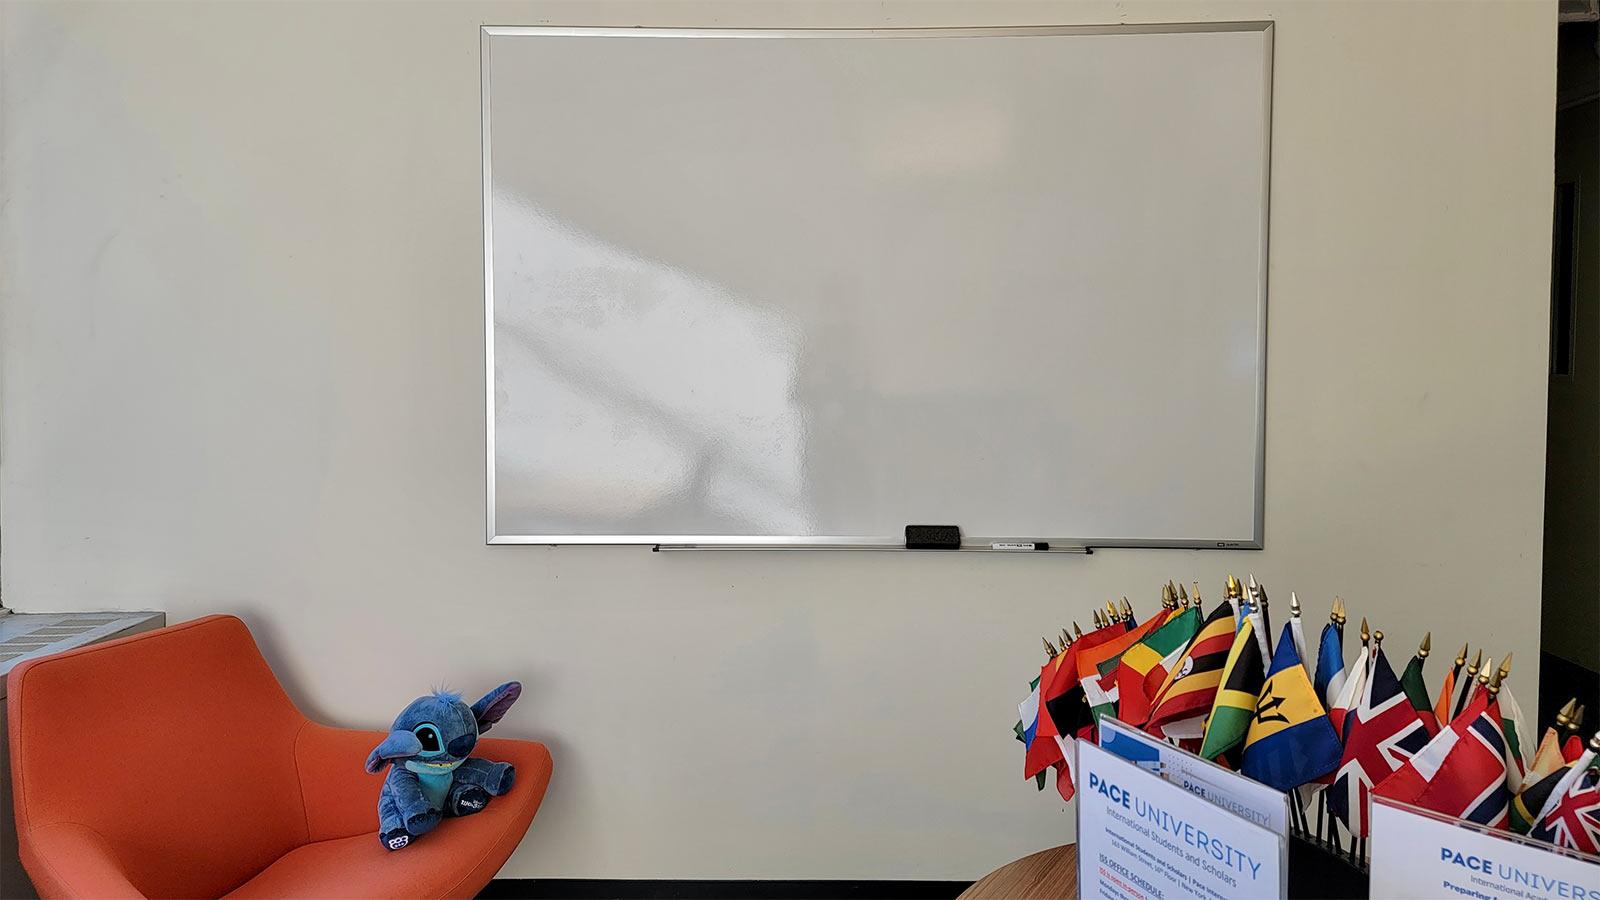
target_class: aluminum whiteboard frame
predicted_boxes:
[482,22,1273,550]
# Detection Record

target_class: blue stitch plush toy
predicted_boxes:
[364,682,521,851]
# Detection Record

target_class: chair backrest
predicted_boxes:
[8,615,313,897]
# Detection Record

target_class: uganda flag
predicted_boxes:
[1115,606,1201,726]
[1199,616,1267,761]
[1147,602,1236,739]
[1240,622,1343,790]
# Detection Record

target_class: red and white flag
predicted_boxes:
[1373,692,1511,829]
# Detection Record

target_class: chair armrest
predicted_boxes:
[292,722,388,842]
[22,822,146,899]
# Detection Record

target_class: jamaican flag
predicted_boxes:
[1199,615,1266,762]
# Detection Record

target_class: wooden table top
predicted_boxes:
[958,844,1078,900]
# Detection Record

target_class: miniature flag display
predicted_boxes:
[1012,577,1585,865]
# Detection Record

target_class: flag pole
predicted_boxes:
[1251,575,1274,658]
[1452,649,1482,719]
[1315,598,1339,848]
[1359,618,1372,676]
[1448,643,1467,689]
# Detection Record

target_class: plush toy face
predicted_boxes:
[364,683,521,775]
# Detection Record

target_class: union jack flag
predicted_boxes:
[1530,768,1599,855]
[1373,691,1511,830]
[1327,647,1432,836]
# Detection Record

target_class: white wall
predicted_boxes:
[0,0,1556,882]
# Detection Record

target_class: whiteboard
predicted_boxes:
[484,24,1272,548]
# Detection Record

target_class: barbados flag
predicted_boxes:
[1240,622,1343,791]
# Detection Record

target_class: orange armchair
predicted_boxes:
[6,615,552,898]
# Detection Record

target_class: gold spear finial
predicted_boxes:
[1043,637,1058,657]
[1290,592,1301,618]
[1178,583,1191,606]
[1571,705,1587,735]
[1360,618,1370,645]
[1496,653,1512,684]
[1160,583,1173,609]
[1332,598,1347,627]
[1060,628,1074,650]
[1477,657,1494,686]
[1121,597,1135,621]
[1092,609,1105,629]
[1225,574,1242,599]
[1167,581,1180,606]
[1487,658,1504,695]
[1454,643,1469,668]
[1104,601,1118,622]
[1418,632,1431,659]
[1556,699,1577,729]
[1191,582,1203,607]
[1073,622,1084,639]
[1466,649,1483,679]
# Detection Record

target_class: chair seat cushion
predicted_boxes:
[227,742,551,900]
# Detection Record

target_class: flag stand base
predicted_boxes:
[1287,832,1369,899]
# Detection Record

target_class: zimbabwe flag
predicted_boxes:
[1147,602,1236,738]
[1115,606,1201,726]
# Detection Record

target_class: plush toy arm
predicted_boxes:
[383,766,442,833]
[453,756,516,796]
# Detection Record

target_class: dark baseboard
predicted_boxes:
[478,880,970,899]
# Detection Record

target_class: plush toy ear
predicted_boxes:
[470,681,522,733]
[364,729,423,774]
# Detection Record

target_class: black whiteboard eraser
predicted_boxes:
[905,525,961,550]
